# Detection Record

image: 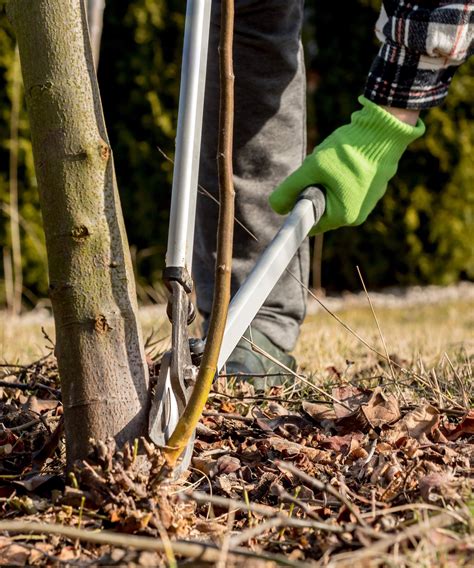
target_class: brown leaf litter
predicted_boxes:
[0,353,472,566]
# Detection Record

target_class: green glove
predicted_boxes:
[269,96,425,234]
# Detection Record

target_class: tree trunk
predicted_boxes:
[87,0,105,68]
[7,0,150,465]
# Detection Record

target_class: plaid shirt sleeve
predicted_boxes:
[364,1,474,109]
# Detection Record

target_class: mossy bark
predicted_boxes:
[7,0,150,464]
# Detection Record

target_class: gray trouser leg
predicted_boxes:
[193,0,308,353]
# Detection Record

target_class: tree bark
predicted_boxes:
[7,0,149,465]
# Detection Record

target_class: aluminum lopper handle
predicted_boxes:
[217,186,326,371]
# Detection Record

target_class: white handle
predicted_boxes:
[166,0,212,272]
[217,186,326,370]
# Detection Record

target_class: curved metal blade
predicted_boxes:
[149,353,178,446]
[148,352,196,476]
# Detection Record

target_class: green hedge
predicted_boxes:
[0,1,472,306]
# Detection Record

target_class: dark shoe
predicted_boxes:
[225,327,296,389]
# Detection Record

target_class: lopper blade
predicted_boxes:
[149,352,195,476]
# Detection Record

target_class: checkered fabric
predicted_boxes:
[365,1,474,108]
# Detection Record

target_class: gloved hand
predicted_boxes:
[269,96,425,234]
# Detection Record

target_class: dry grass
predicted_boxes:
[1,297,472,369]
[0,292,473,566]
[296,299,473,371]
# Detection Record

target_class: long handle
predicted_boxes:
[217,187,326,371]
[165,0,212,275]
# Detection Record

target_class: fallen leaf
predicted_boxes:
[384,464,403,482]
[0,429,22,453]
[335,388,401,432]
[32,416,64,467]
[265,436,322,460]
[267,402,290,416]
[349,446,368,460]
[326,366,342,379]
[216,455,241,474]
[196,422,217,437]
[320,433,364,455]
[28,544,53,565]
[302,401,336,422]
[403,438,422,458]
[0,536,10,548]
[110,549,127,563]
[138,551,162,567]
[376,442,394,454]
[249,471,278,501]
[443,410,474,441]
[255,414,309,436]
[121,511,153,533]
[56,547,79,561]
[61,486,95,508]
[109,508,121,523]
[384,404,440,444]
[0,541,30,566]
[419,472,457,503]
[255,415,284,432]
[215,474,237,496]
[26,395,60,414]
[360,388,401,428]
[219,401,236,413]
[332,385,371,419]
[195,520,228,535]
[192,456,218,477]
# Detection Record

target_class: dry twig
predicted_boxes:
[327,512,461,565]
[182,491,345,533]
[163,0,236,469]
[276,461,369,528]
[0,520,307,567]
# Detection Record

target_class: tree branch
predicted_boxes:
[276,460,369,528]
[0,520,307,568]
[163,0,235,468]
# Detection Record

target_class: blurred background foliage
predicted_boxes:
[0,0,472,310]
[309,1,473,289]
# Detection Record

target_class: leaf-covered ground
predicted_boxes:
[0,295,472,566]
